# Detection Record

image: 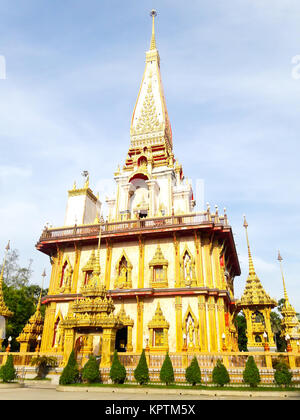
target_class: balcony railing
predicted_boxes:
[39,211,229,243]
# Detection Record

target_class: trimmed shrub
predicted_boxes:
[212,359,230,387]
[243,356,261,387]
[82,355,101,384]
[134,349,149,385]
[109,350,126,384]
[0,354,16,383]
[185,356,201,386]
[59,350,80,385]
[160,352,174,385]
[274,362,293,387]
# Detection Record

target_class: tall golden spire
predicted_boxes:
[0,241,13,318]
[129,9,173,164]
[150,9,157,50]
[277,250,289,302]
[277,251,300,349]
[243,216,256,276]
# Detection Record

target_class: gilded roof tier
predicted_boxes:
[237,218,277,308]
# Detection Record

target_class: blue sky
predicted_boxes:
[0,1,300,310]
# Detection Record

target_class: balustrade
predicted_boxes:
[39,211,228,243]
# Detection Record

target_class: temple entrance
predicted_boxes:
[115,327,128,352]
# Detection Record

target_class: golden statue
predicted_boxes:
[184,257,192,286]
[118,264,127,288]
[188,319,194,347]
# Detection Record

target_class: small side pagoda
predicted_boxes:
[236,217,277,351]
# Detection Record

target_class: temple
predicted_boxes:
[35,11,241,365]
[9,11,298,377]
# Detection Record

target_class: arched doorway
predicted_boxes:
[115,327,128,352]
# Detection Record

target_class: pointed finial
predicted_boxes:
[277,250,289,302]
[243,215,256,276]
[41,269,46,284]
[149,9,157,50]
[37,269,46,311]
[82,170,89,188]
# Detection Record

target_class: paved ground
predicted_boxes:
[0,383,298,400]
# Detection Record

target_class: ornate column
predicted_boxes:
[127,326,133,352]
[105,240,112,289]
[212,240,222,289]
[194,232,204,287]
[145,180,159,217]
[50,247,63,295]
[175,296,183,351]
[136,297,144,352]
[100,328,117,367]
[40,302,56,352]
[216,297,226,350]
[63,328,75,365]
[203,236,213,288]
[263,307,276,348]
[138,236,145,289]
[173,233,180,288]
[121,182,131,220]
[72,244,81,294]
[198,295,207,352]
[207,296,218,352]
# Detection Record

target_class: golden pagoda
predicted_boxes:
[0,242,13,348]
[277,251,300,352]
[36,10,241,365]
[17,270,46,352]
[237,217,277,351]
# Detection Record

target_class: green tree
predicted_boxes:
[236,313,248,351]
[243,356,260,387]
[59,350,80,385]
[0,355,17,383]
[159,352,174,385]
[1,248,32,288]
[0,247,47,351]
[185,356,201,386]
[276,298,285,314]
[270,311,286,352]
[82,355,101,384]
[109,350,126,384]
[30,355,57,379]
[3,284,47,351]
[274,362,293,387]
[134,349,149,385]
[212,359,230,387]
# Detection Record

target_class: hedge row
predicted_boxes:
[59,351,294,388]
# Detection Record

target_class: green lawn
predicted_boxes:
[65,382,299,392]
